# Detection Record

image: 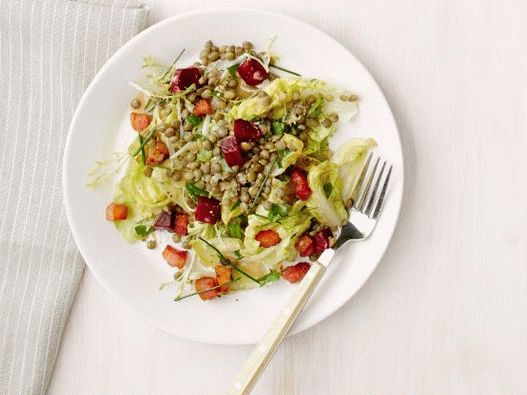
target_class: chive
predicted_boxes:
[249,156,278,210]
[174,277,241,301]
[185,182,208,200]
[161,48,185,82]
[270,64,301,76]
[133,126,157,157]
[227,63,239,78]
[138,134,146,164]
[253,213,272,221]
[258,270,281,286]
[144,98,154,113]
[187,114,202,127]
[197,237,261,284]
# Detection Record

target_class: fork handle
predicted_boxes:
[228,262,326,395]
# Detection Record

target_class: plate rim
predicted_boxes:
[63,7,404,344]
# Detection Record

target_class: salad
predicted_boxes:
[91,40,376,301]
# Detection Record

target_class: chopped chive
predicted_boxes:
[197,237,261,284]
[161,48,185,81]
[133,126,157,157]
[270,64,301,76]
[187,114,202,127]
[185,182,208,200]
[249,156,278,210]
[174,277,241,301]
[227,63,239,78]
[144,98,154,113]
[138,134,146,164]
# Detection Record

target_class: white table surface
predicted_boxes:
[48,1,527,394]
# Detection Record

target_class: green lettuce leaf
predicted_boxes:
[229,77,358,122]
[191,237,243,266]
[241,210,311,269]
[221,190,243,225]
[272,134,303,176]
[306,161,348,227]
[112,160,172,242]
[331,138,377,204]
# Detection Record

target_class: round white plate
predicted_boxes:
[63,9,403,345]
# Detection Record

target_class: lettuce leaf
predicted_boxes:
[272,134,303,176]
[113,160,172,242]
[241,210,311,269]
[191,237,243,266]
[221,190,243,225]
[306,161,347,227]
[229,77,359,122]
[331,138,377,204]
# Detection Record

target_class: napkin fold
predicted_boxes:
[0,1,148,393]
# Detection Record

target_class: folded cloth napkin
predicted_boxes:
[0,1,148,393]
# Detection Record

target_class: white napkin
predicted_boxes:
[0,1,148,393]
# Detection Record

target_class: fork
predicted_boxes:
[228,154,393,395]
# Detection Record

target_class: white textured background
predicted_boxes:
[49,1,527,394]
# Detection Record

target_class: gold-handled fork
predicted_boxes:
[228,154,393,395]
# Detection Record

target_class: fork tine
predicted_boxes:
[365,161,386,216]
[351,153,373,207]
[356,157,380,212]
[372,164,392,219]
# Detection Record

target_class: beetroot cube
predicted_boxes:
[233,119,262,142]
[221,136,245,166]
[170,67,201,93]
[195,196,221,224]
[237,58,268,86]
[313,228,333,255]
[154,211,174,231]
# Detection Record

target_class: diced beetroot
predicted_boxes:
[290,167,312,200]
[295,234,314,257]
[313,228,333,255]
[282,262,311,284]
[173,213,189,235]
[130,113,152,132]
[106,203,128,221]
[237,58,268,86]
[195,277,220,300]
[154,211,174,231]
[233,119,262,142]
[170,67,201,93]
[215,265,232,293]
[195,196,221,224]
[162,245,188,269]
[255,229,281,248]
[221,136,245,166]
[193,99,213,116]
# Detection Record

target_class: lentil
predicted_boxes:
[208,52,220,61]
[130,98,141,109]
[240,142,251,151]
[208,132,218,143]
[146,240,156,249]
[164,127,176,137]
[201,162,210,174]
[328,112,339,122]
[143,166,153,177]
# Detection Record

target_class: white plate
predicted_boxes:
[63,9,403,345]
